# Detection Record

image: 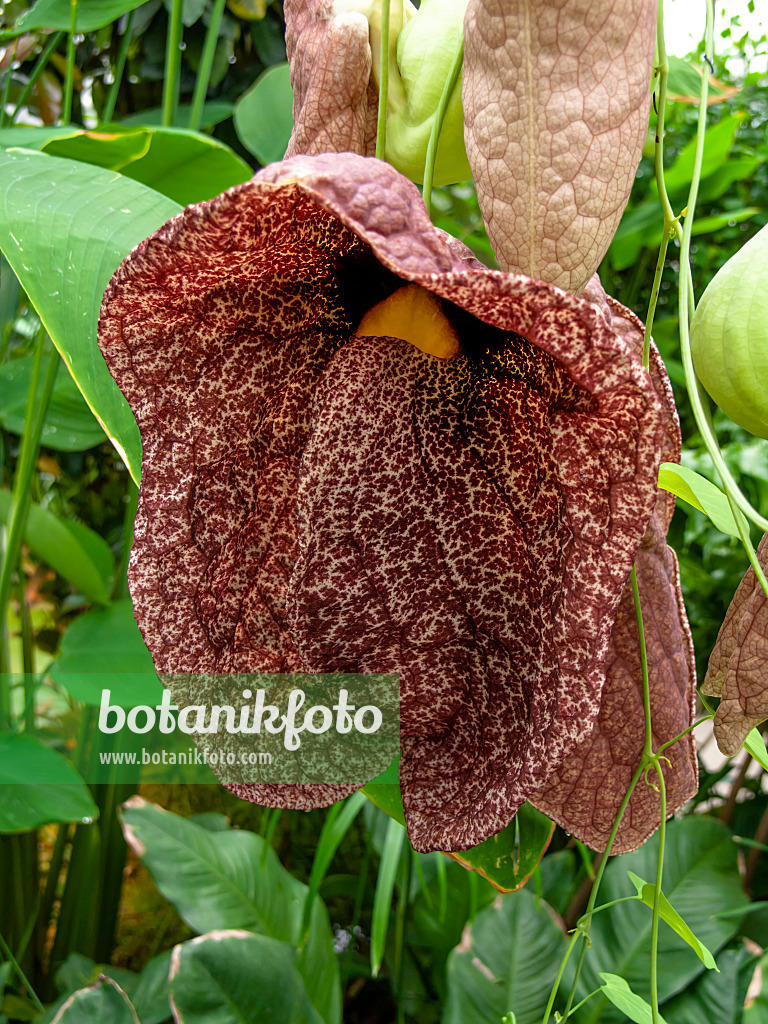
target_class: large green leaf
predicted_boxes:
[570,817,744,1023]
[234,62,293,165]
[49,599,163,707]
[0,490,114,603]
[13,0,147,33]
[119,102,234,130]
[0,149,182,482]
[664,947,758,1024]
[442,889,566,1024]
[363,768,553,892]
[170,931,323,1024]
[0,354,106,451]
[46,976,139,1023]
[0,732,97,832]
[41,127,252,206]
[119,798,341,1024]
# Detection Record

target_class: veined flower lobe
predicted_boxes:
[98,153,688,852]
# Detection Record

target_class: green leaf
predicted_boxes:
[688,207,761,236]
[46,976,139,1023]
[370,817,405,977]
[625,871,717,970]
[0,354,106,451]
[0,732,97,832]
[599,973,668,1024]
[666,56,736,102]
[664,947,758,1024]
[662,114,743,195]
[442,890,566,1024]
[363,770,552,892]
[49,600,163,707]
[170,931,324,1024]
[234,62,294,165]
[118,102,234,130]
[41,126,252,206]
[14,0,147,33]
[658,462,748,538]
[0,490,114,603]
[0,149,182,482]
[119,798,341,1024]
[744,728,768,772]
[570,818,744,1023]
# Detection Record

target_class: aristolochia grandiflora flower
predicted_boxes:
[98,0,697,854]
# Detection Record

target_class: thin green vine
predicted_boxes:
[162,0,184,128]
[61,0,79,125]
[8,32,64,128]
[100,10,135,125]
[375,0,391,160]
[422,39,464,221]
[189,0,227,132]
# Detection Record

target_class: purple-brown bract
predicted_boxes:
[100,152,675,852]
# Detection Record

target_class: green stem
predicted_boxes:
[0,928,44,1012]
[100,9,135,125]
[9,32,64,128]
[394,845,412,1023]
[657,714,714,755]
[162,0,184,128]
[61,0,79,125]
[648,764,667,1024]
[422,38,464,222]
[0,333,59,721]
[19,570,35,732]
[375,0,391,160]
[0,39,18,129]
[189,0,226,132]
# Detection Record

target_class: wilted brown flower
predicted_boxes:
[702,535,768,756]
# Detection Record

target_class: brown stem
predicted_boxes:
[720,753,750,826]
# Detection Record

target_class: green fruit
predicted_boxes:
[339,0,470,186]
[690,223,768,439]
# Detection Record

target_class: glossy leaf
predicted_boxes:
[41,127,252,206]
[234,62,293,164]
[49,976,139,1024]
[170,931,323,1024]
[49,599,162,707]
[664,948,757,1024]
[14,0,147,33]
[745,728,768,772]
[659,462,747,538]
[0,148,182,481]
[0,732,97,832]
[0,490,114,603]
[626,871,717,969]
[0,354,106,451]
[599,973,667,1024]
[443,890,565,1024]
[119,798,341,1024]
[119,102,234,129]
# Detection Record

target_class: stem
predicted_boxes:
[0,333,59,717]
[162,0,184,128]
[9,32,64,127]
[100,10,135,125]
[648,764,667,1024]
[0,928,44,1012]
[394,845,412,1023]
[422,38,464,221]
[375,0,391,160]
[189,0,226,132]
[675,4,768,539]
[0,39,18,129]
[61,0,79,125]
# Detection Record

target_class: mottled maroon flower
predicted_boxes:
[98,152,694,853]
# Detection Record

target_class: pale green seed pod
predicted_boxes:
[691,223,768,440]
